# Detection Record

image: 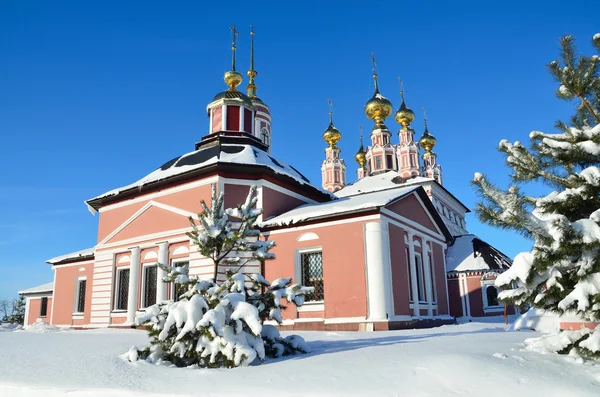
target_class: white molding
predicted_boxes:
[117,255,131,264]
[98,176,218,213]
[51,259,94,270]
[296,232,319,242]
[114,266,130,311]
[380,208,445,242]
[73,276,87,314]
[219,177,317,205]
[98,201,198,246]
[143,251,158,260]
[267,214,380,235]
[297,302,324,312]
[171,246,189,256]
[96,229,192,251]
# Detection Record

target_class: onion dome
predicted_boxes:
[355,135,367,168]
[224,70,243,90]
[212,89,253,107]
[419,118,437,152]
[394,85,415,127]
[364,53,393,127]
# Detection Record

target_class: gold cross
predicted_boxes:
[370,52,377,75]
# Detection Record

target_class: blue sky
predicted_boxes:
[0,0,598,297]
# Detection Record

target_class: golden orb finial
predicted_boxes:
[394,77,415,127]
[419,107,437,152]
[364,52,393,128]
[355,124,367,168]
[323,99,342,148]
[225,25,243,91]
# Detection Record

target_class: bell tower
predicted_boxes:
[364,53,396,175]
[419,109,442,184]
[321,100,346,192]
[395,79,421,178]
[355,125,367,180]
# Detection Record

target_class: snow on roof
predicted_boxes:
[87,143,329,209]
[261,185,419,227]
[335,171,433,198]
[18,282,53,295]
[47,247,95,264]
[446,234,512,272]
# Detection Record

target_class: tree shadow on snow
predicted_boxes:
[261,326,504,366]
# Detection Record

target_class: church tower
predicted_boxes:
[321,100,346,192]
[419,109,442,184]
[394,80,421,178]
[204,25,257,144]
[364,53,396,175]
[246,27,273,153]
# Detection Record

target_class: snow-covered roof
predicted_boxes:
[446,234,512,272]
[87,142,330,211]
[18,282,54,295]
[47,247,95,264]
[335,171,433,198]
[261,186,419,227]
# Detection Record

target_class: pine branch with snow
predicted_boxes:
[131,184,313,368]
[473,33,600,360]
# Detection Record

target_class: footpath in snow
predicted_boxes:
[1,321,599,397]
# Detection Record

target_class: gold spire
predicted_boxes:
[224,24,243,91]
[323,98,341,148]
[419,107,437,152]
[394,77,415,127]
[246,25,258,98]
[364,52,393,128]
[355,124,367,168]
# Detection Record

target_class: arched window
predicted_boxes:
[261,127,270,146]
[486,286,499,307]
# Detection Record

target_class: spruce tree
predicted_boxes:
[473,33,600,358]
[10,295,26,325]
[131,184,313,368]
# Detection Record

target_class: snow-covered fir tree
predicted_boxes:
[473,33,600,359]
[9,295,25,325]
[130,184,314,368]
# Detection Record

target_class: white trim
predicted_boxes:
[170,258,191,301]
[297,232,319,242]
[110,311,128,318]
[51,259,94,270]
[98,201,198,246]
[219,177,318,205]
[98,176,218,213]
[297,302,324,312]
[117,255,131,264]
[481,279,502,311]
[171,246,189,256]
[143,251,158,261]
[267,214,380,235]
[49,269,57,325]
[24,297,31,327]
[96,229,192,251]
[140,263,158,309]
[222,104,227,130]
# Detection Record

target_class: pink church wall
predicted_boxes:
[223,184,251,211]
[27,297,52,326]
[106,206,191,244]
[262,187,308,220]
[264,220,368,320]
[386,194,438,235]
[52,262,94,325]
[447,278,463,317]
[388,223,410,316]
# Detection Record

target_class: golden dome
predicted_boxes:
[355,140,367,168]
[419,123,437,152]
[395,96,415,127]
[224,70,243,90]
[365,77,393,126]
[323,122,342,148]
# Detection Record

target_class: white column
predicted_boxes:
[364,222,393,321]
[458,274,467,317]
[127,247,141,324]
[209,109,213,132]
[407,232,420,318]
[23,297,30,328]
[222,105,227,130]
[157,241,169,303]
[239,106,245,132]
[463,274,472,317]
[422,240,434,317]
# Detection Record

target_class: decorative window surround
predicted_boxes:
[295,247,324,312]
[73,276,87,315]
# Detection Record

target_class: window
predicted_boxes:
[115,269,130,311]
[428,253,437,303]
[415,254,426,302]
[486,286,499,307]
[171,261,189,302]
[261,127,270,146]
[76,279,86,313]
[386,155,393,169]
[143,265,158,307]
[375,156,382,169]
[300,251,324,302]
[334,170,339,183]
[40,297,48,317]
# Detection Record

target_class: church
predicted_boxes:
[19,27,515,331]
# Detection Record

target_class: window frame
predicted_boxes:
[294,246,324,312]
[141,263,158,309]
[375,156,382,170]
[114,267,131,312]
[170,259,190,302]
[40,297,48,317]
[73,277,87,315]
[481,279,503,312]
[414,252,427,303]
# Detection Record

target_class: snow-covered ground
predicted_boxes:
[1,320,599,397]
